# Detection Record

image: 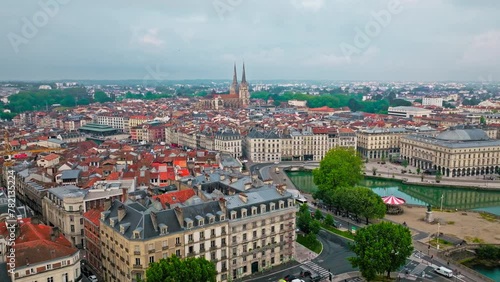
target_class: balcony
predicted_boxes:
[134,251,141,255]
[162,246,168,250]
[148,249,155,254]
[221,267,228,272]
[133,265,143,269]
[187,252,197,257]
[210,246,217,250]
[175,243,182,247]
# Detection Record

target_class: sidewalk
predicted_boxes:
[295,241,320,263]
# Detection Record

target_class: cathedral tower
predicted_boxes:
[229,63,239,95]
[239,63,250,107]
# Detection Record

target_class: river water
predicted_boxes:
[286,170,500,280]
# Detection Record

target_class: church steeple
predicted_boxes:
[230,63,238,95]
[241,62,247,84]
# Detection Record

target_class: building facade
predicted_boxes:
[99,185,296,282]
[214,129,242,159]
[400,128,500,177]
[387,106,433,118]
[356,128,408,160]
[0,218,81,282]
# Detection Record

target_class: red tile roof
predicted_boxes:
[0,218,78,269]
[83,208,103,226]
[152,189,195,207]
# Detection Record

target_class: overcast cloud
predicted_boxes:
[1,0,499,81]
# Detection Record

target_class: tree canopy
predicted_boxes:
[297,204,321,235]
[145,255,217,282]
[7,88,91,114]
[313,147,364,192]
[349,222,414,280]
[94,91,114,103]
[250,91,390,113]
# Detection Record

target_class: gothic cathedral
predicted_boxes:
[198,63,250,110]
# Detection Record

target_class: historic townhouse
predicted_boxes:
[226,187,296,280]
[99,183,296,282]
[356,127,409,160]
[400,127,500,177]
[0,218,81,282]
[214,129,242,159]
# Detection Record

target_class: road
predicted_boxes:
[243,229,358,282]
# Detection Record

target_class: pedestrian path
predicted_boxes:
[301,260,331,279]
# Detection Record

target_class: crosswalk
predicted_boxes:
[411,263,427,275]
[301,261,331,280]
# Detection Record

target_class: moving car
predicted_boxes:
[88,275,99,282]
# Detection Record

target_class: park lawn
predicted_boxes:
[296,234,323,254]
[428,238,454,248]
[321,223,356,240]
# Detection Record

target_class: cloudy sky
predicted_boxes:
[1,0,499,81]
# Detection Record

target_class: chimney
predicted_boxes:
[218,198,227,213]
[51,226,61,241]
[104,199,112,210]
[238,193,248,203]
[117,205,126,222]
[173,206,183,226]
[121,188,128,203]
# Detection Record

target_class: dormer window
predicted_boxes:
[270,203,275,211]
[279,200,284,209]
[260,204,266,213]
[185,218,193,229]
[109,217,117,227]
[252,207,257,215]
[241,208,247,218]
[230,211,237,220]
[159,224,168,235]
[209,217,215,224]
[133,231,141,239]
[220,215,225,221]
[199,219,204,226]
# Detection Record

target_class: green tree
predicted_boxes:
[297,204,320,235]
[94,91,113,103]
[354,187,386,225]
[480,116,486,125]
[146,255,217,282]
[324,214,335,227]
[349,222,414,280]
[313,147,364,192]
[314,209,324,221]
[416,168,421,175]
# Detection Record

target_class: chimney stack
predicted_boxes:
[121,188,128,203]
[117,205,126,222]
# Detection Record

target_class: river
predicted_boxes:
[285,170,500,215]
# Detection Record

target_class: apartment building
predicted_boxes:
[400,128,500,177]
[244,129,281,162]
[130,122,166,143]
[214,129,242,159]
[43,182,130,249]
[96,114,130,132]
[356,128,408,160]
[99,184,296,282]
[422,97,443,107]
[84,209,104,280]
[100,200,226,282]
[43,185,87,248]
[246,127,357,162]
[0,218,81,282]
[226,188,296,280]
[129,115,150,128]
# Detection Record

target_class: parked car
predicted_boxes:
[88,275,99,282]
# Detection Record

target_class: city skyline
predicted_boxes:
[1,0,500,81]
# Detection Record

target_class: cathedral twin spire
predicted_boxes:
[230,63,247,95]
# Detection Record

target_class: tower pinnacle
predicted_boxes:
[241,62,247,84]
[230,63,239,95]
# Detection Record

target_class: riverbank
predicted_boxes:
[365,162,500,190]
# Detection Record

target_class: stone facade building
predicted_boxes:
[400,128,500,177]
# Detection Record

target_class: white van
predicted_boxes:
[434,266,453,278]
